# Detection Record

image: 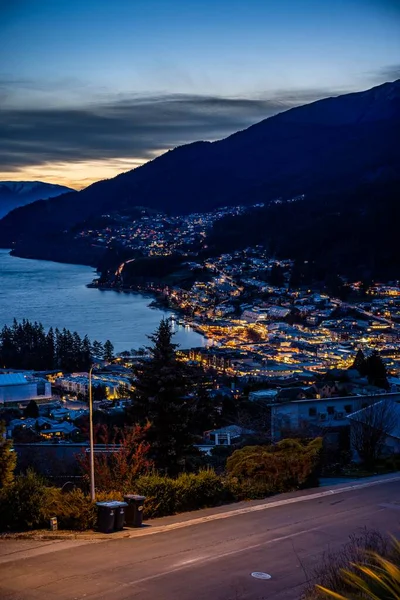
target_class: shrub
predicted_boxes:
[0,421,16,488]
[0,469,47,531]
[77,424,153,492]
[317,541,400,599]
[303,529,392,599]
[226,438,322,494]
[132,470,234,519]
[174,470,232,513]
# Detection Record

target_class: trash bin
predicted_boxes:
[113,501,128,531]
[124,495,146,527]
[96,502,117,533]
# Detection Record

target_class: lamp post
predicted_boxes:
[88,365,95,502]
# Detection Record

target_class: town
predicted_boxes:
[1,202,400,472]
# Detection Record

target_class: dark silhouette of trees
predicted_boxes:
[352,349,388,390]
[365,350,389,390]
[103,340,114,362]
[0,319,98,371]
[130,318,195,475]
[352,349,367,374]
[24,400,39,419]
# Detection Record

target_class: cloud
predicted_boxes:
[368,64,400,84]
[0,91,312,172]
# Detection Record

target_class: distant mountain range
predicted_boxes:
[0,181,75,218]
[0,79,399,269]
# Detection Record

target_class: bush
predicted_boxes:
[226,438,322,494]
[303,529,392,599]
[0,469,47,531]
[174,470,232,513]
[134,473,177,518]
[133,470,234,519]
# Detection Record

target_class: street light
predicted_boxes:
[88,365,96,502]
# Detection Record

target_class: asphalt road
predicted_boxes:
[1,477,399,600]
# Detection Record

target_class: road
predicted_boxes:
[1,476,399,600]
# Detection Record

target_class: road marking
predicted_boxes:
[251,572,272,580]
[126,474,400,539]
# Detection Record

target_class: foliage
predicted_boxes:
[0,421,16,488]
[103,340,114,362]
[0,469,47,531]
[364,350,389,390]
[226,438,322,493]
[309,534,400,600]
[77,424,153,492]
[24,400,39,419]
[129,318,195,475]
[0,319,102,371]
[134,470,233,519]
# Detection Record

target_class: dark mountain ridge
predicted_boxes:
[0,181,75,218]
[0,79,399,266]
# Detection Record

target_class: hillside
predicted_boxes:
[0,79,399,264]
[0,181,75,218]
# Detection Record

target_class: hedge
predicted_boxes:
[0,439,323,532]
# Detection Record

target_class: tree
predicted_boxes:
[77,424,152,492]
[103,340,114,362]
[130,318,194,474]
[365,350,389,390]
[24,400,39,419]
[350,400,397,468]
[0,422,17,488]
[352,349,366,374]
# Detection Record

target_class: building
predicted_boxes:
[0,373,52,406]
[347,399,400,456]
[269,392,400,440]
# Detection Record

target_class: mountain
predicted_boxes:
[0,181,75,218]
[0,79,399,264]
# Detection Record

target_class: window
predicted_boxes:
[309,407,317,417]
[344,404,352,414]
[327,406,335,415]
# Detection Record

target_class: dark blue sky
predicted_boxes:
[1,0,399,187]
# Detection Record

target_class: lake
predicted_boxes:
[0,250,205,353]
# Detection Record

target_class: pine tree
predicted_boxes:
[24,400,39,419]
[352,348,366,374]
[365,350,389,390]
[0,422,16,488]
[130,318,194,474]
[103,340,114,362]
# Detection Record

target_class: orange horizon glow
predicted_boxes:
[0,157,148,191]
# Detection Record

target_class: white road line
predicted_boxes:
[127,474,400,539]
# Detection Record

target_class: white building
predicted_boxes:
[269,393,399,440]
[0,373,52,406]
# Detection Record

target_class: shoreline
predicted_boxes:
[87,281,211,344]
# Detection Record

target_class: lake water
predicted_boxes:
[0,250,205,353]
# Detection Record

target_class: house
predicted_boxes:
[347,399,400,456]
[310,381,340,398]
[269,394,380,441]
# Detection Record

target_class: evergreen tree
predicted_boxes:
[103,340,114,362]
[92,340,104,359]
[130,318,194,474]
[0,422,16,488]
[365,350,389,390]
[24,400,39,419]
[352,348,367,374]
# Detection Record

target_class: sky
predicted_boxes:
[1,0,399,189]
